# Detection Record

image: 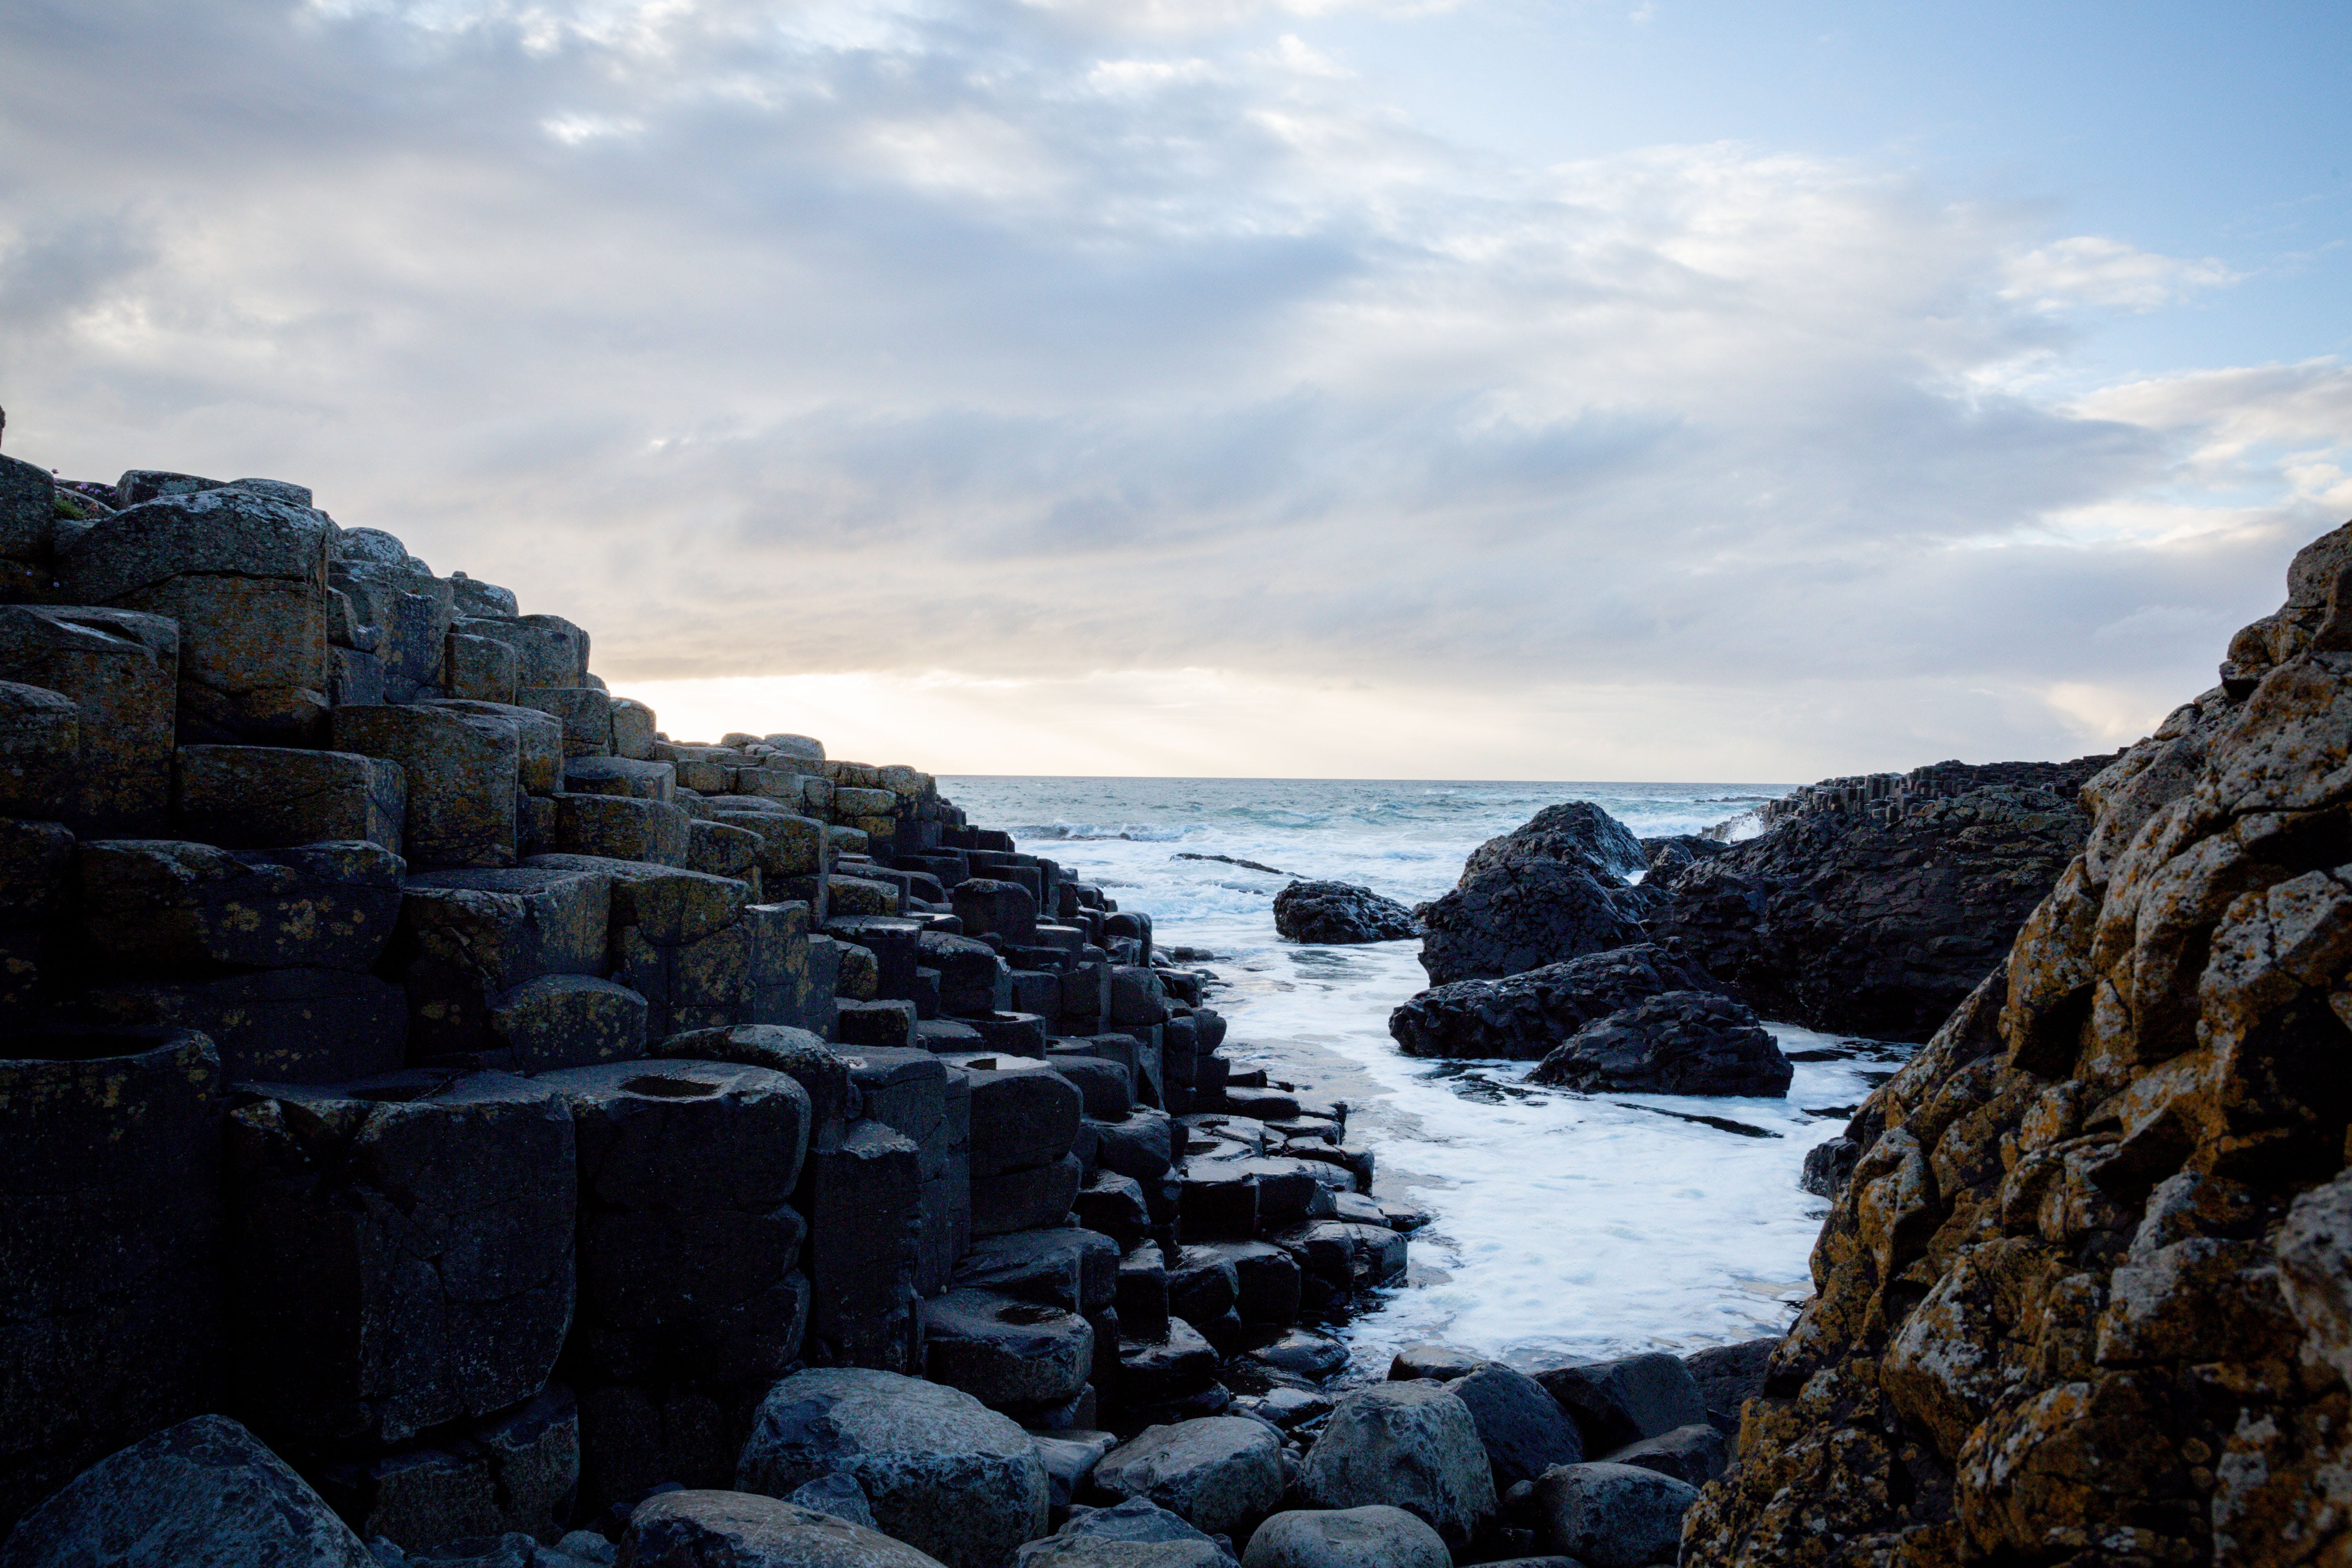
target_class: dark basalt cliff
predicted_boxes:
[1646,763,2110,1042]
[1682,520,2352,1568]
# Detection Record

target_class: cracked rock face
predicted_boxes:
[1647,771,2106,1042]
[1681,519,2352,1568]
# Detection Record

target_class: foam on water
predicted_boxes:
[942,776,1902,1375]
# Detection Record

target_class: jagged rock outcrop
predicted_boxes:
[1638,833,1728,884]
[1272,881,1416,944]
[1417,803,1650,986]
[1528,991,1791,1097]
[1682,519,2352,1568]
[1646,766,2108,1040]
[1387,943,1715,1060]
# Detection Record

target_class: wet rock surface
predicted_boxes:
[1270,881,1416,945]
[1645,764,2109,1042]
[1417,806,1651,986]
[1527,990,1791,1097]
[1388,942,1716,1060]
[1683,521,2352,1567]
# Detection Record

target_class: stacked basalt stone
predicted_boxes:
[0,450,1404,1564]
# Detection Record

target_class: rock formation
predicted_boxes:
[1417,804,1650,986]
[1271,880,1417,944]
[0,449,1410,1564]
[1646,762,2109,1040]
[1387,943,1716,1060]
[1682,519,2352,1568]
[1527,991,1791,1098]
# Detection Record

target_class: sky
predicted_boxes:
[3,0,2348,780]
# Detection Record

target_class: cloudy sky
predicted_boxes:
[4,0,2348,779]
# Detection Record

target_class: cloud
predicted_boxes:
[2000,235,2240,313]
[0,0,2330,776]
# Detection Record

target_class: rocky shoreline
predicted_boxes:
[0,451,1433,1568]
[5,432,2348,1568]
[1319,523,2352,1566]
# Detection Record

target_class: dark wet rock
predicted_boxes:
[1240,1506,1450,1568]
[1645,766,2108,1041]
[1532,1352,1708,1456]
[1271,881,1416,944]
[1448,1361,1585,1486]
[0,1414,374,1568]
[624,1490,945,1568]
[1388,943,1715,1060]
[1798,1131,1859,1197]
[1418,848,1647,989]
[1014,1497,1234,1568]
[1092,1419,1281,1539]
[1298,1383,1496,1548]
[1679,1337,1778,1437]
[735,1368,1047,1568]
[1462,802,1646,884]
[1599,1421,1726,1486]
[1528,990,1790,1097]
[1637,833,1727,884]
[1385,1344,1483,1382]
[1529,1462,1697,1568]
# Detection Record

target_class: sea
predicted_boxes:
[938,776,1910,1379]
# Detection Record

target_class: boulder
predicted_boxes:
[1240,1506,1450,1568]
[1385,1345,1482,1382]
[1416,856,1646,987]
[920,1289,1094,1412]
[624,1489,947,1568]
[1599,1421,1726,1486]
[1464,801,1646,882]
[736,1368,1049,1568]
[1527,990,1791,1096]
[0,1414,374,1568]
[1013,1497,1232,1568]
[1387,944,1716,1060]
[1031,1432,1115,1511]
[1092,1418,1282,1537]
[1298,1383,1495,1547]
[1532,1353,1707,1456]
[1528,1462,1697,1568]
[1271,882,1416,944]
[1448,1361,1584,1486]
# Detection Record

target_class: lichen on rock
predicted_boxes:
[1681,519,2352,1568]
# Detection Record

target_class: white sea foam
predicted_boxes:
[941,776,1901,1376]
